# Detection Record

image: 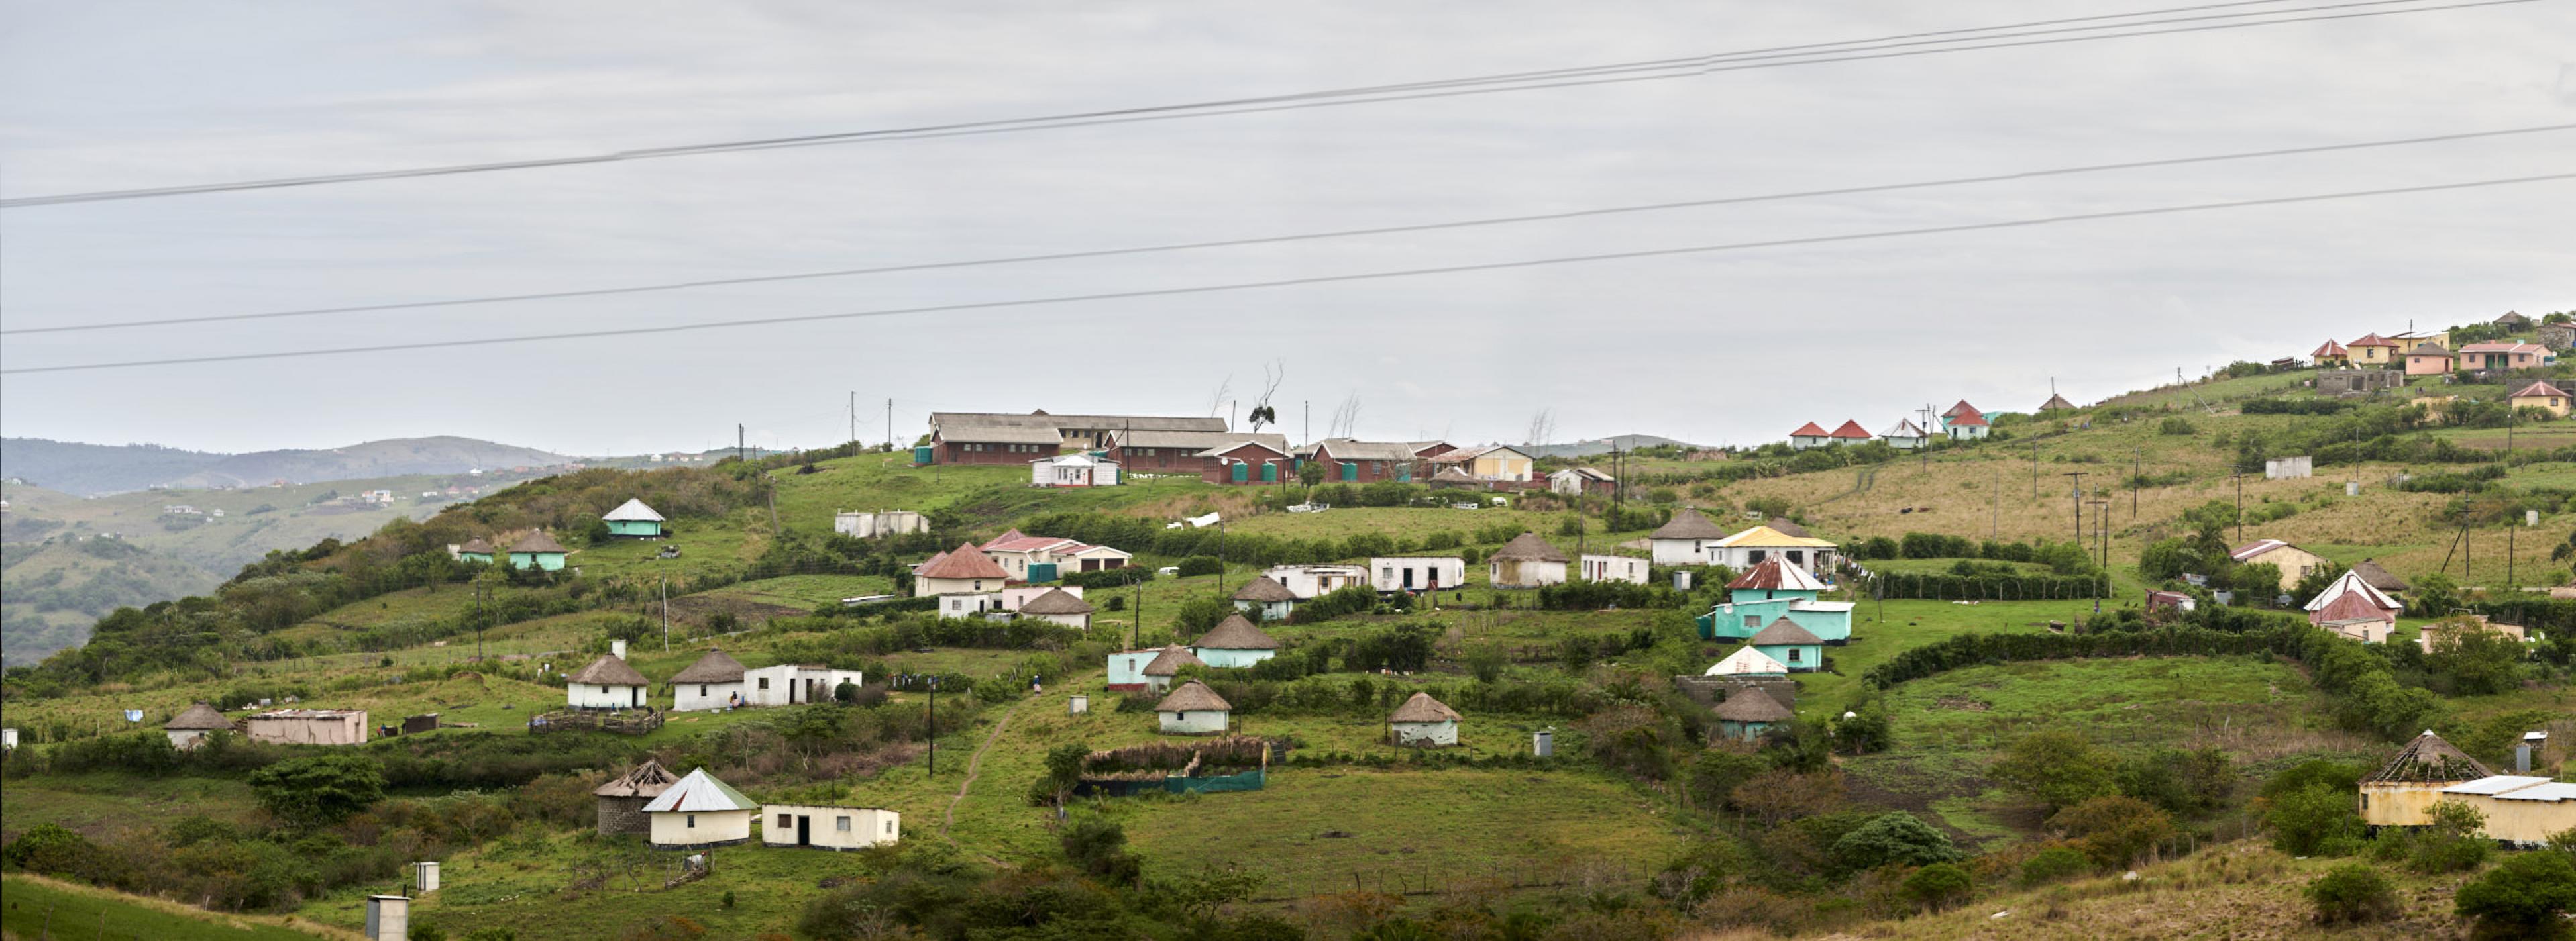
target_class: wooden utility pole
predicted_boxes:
[885,398,894,451]
[850,391,857,444]
[661,575,670,652]
[2063,472,2088,546]
[2233,473,2245,543]
[2031,438,2040,497]
[1992,460,2000,539]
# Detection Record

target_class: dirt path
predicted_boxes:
[941,697,1022,848]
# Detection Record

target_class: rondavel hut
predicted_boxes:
[594,759,681,836]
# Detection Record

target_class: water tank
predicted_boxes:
[913,446,936,466]
[1532,728,1554,758]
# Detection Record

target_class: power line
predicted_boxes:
[11,122,2564,336]
[0,0,2530,208]
[6,171,2564,375]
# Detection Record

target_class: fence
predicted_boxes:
[529,708,665,736]
[1862,571,2110,601]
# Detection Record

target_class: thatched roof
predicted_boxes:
[165,702,237,732]
[1388,691,1459,724]
[1155,680,1231,713]
[1018,587,1094,615]
[511,530,566,554]
[2368,730,2492,783]
[669,648,746,683]
[1491,532,1568,562]
[2351,559,2410,592]
[1652,507,1727,541]
[566,654,648,687]
[1712,691,1794,723]
[1140,645,1205,676]
[458,538,495,554]
[1232,576,1298,603]
[1748,617,1823,646]
[1194,614,1279,650]
[595,759,681,797]
[917,541,1008,580]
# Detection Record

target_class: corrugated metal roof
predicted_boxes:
[933,424,1063,445]
[1705,648,1789,676]
[2440,775,2554,796]
[640,769,760,813]
[2229,539,2291,562]
[930,412,1224,432]
[1726,558,1824,591]
[2493,782,2576,802]
[2512,381,2569,399]
[602,498,664,522]
[2302,571,2400,613]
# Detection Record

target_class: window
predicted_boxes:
[758,678,771,689]
[1381,567,1393,581]
[1745,615,1760,628]
[687,814,697,828]
[777,813,793,828]
[886,820,896,834]
[837,816,852,831]
[1787,649,1802,663]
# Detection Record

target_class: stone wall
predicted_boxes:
[598,795,651,836]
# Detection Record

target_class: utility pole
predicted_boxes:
[2508,519,2516,585]
[2063,472,2088,546]
[474,579,485,662]
[2233,473,2245,542]
[885,398,894,452]
[2031,437,2040,497]
[1991,460,2000,539]
[927,677,937,776]
[1916,405,1935,470]
[660,575,669,652]
[2088,499,2111,599]
[737,424,745,463]
[850,391,857,444]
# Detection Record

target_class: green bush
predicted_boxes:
[2047,795,2174,869]
[1175,556,1224,577]
[2454,849,2576,933]
[247,752,386,829]
[2158,417,2198,436]
[2305,863,2399,924]
[2017,846,2090,886]
[2266,783,2359,856]
[1902,862,1974,912]
[1830,812,1964,872]
[1990,730,2120,811]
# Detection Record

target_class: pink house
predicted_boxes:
[2457,342,2553,373]
[2404,342,2455,376]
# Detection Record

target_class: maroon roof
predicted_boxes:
[2314,590,2394,624]
[1725,558,1822,591]
[1827,420,1872,440]
[1943,401,1988,427]
[918,540,1008,580]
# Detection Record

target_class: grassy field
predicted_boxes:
[0,874,357,940]
[2094,370,2314,409]
[0,773,264,838]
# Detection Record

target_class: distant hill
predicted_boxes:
[1523,434,1704,458]
[1,436,570,495]
[0,439,227,496]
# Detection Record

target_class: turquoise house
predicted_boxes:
[1748,618,1824,673]
[602,499,666,538]
[1695,558,1854,644]
[1189,615,1280,668]
[1713,688,1794,742]
[456,538,496,565]
[508,531,568,571]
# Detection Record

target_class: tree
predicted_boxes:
[1990,730,2120,811]
[2401,799,2491,874]
[1829,812,1964,872]
[1038,742,1089,808]
[247,752,385,829]
[2265,784,2359,856]
[1901,862,1974,913]
[2424,622,2525,695]
[2290,564,2348,607]
[2306,863,2399,924]
[2455,849,2576,933]
[2047,795,2173,869]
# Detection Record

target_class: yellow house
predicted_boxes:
[2228,539,2330,589]
[2310,340,2350,368]
[2359,730,2491,828]
[2347,333,2401,366]
[2509,381,2571,417]
[2438,776,2576,846]
[1427,445,1536,482]
[2387,329,2452,351]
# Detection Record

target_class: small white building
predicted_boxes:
[1263,564,1368,599]
[1016,588,1095,630]
[669,648,749,711]
[1372,556,1466,594]
[762,803,900,851]
[937,592,1006,620]
[641,769,759,849]
[1579,554,1648,584]
[914,542,1010,597]
[1388,691,1460,747]
[1106,648,1162,691]
[244,708,369,746]
[1548,467,1615,496]
[1191,615,1281,668]
[981,530,1134,578]
[1032,453,1120,487]
[1877,419,1931,450]
[1155,681,1232,734]
[1140,645,1206,693]
[1709,525,1837,575]
[363,895,409,941]
[1488,532,1570,588]
[745,664,865,706]
[1649,508,1728,566]
[1232,576,1300,621]
[1705,647,1790,678]
[833,510,926,538]
[163,702,237,750]
[566,653,651,709]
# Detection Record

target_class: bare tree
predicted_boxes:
[1525,408,1556,448]
[1247,360,1285,430]
[1206,374,1233,418]
[1327,392,1363,439]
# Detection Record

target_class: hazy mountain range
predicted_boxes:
[2,436,570,496]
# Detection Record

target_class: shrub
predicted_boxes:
[2454,849,2576,933]
[2403,800,2491,874]
[2158,417,2198,436]
[2047,795,2174,869]
[2017,846,2090,886]
[1990,730,2120,811]
[248,752,387,829]
[1175,556,1224,577]
[2306,863,2399,924]
[2266,784,2359,856]
[1902,862,1973,912]
[1830,812,1964,872]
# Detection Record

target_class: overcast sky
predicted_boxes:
[3,1,2571,456]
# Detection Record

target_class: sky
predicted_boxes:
[2,1,2571,457]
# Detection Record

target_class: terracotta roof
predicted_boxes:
[2463,342,2548,355]
[1726,558,1824,591]
[2350,559,2410,592]
[1018,587,1094,615]
[1705,647,1789,676]
[595,759,681,798]
[1155,680,1232,712]
[1140,645,1206,676]
[639,768,759,813]
[2511,381,2569,399]
[165,702,237,732]
[602,498,664,522]
[2314,590,2394,624]
[985,534,1084,554]
[1788,422,1830,438]
[566,654,649,687]
[1232,576,1299,603]
[1388,691,1460,724]
[1711,691,1794,722]
[979,529,1026,549]
[2312,340,2348,357]
[511,530,566,554]
[1748,617,1824,646]
[458,538,495,554]
[2348,333,2399,347]
[1491,532,1570,562]
[1827,420,1872,440]
[669,648,747,683]
[2407,343,2454,358]
[1652,507,1728,540]
[1943,401,1989,427]
[916,541,1008,580]
[1941,401,1980,419]
[2367,730,2493,783]
[1195,614,1280,650]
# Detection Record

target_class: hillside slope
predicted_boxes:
[172,436,568,488]
[0,438,227,495]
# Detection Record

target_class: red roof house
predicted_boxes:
[1827,420,1872,441]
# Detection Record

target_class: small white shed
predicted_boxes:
[669,648,749,711]
[744,663,866,706]
[566,654,651,710]
[1579,554,1648,584]
[1371,556,1466,593]
[762,803,901,851]
[1190,615,1281,668]
[1033,453,1120,487]
[1155,681,1232,735]
[1016,587,1095,630]
[641,768,759,849]
[164,702,237,750]
[1388,691,1460,747]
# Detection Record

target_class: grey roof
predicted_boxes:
[458,538,495,554]
[639,768,759,813]
[1748,617,1824,646]
[511,530,566,554]
[602,498,665,522]
[1491,532,1569,562]
[595,759,681,798]
[165,702,237,732]
[1108,428,1286,452]
[932,411,1226,432]
[1232,576,1299,603]
[1018,587,1094,615]
[1195,614,1280,650]
[1652,508,1727,540]
[1767,517,1813,539]
[567,654,649,687]
[1389,691,1460,724]
[1712,691,1794,723]
[1140,645,1206,676]
[2351,559,2411,592]
[1155,680,1232,713]
[934,424,1061,445]
[669,648,747,684]
[1314,438,1419,462]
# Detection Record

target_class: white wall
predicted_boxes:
[1265,565,1365,598]
[568,682,645,709]
[1651,538,1714,566]
[937,593,1003,619]
[916,575,1000,597]
[166,730,213,750]
[649,809,753,848]
[1106,650,1154,689]
[744,665,865,706]
[761,805,901,850]
[1028,611,1090,630]
[1001,585,1083,611]
[1371,557,1466,593]
[1160,709,1228,734]
[245,713,368,746]
[673,681,747,712]
[1391,720,1458,747]
[1194,647,1275,669]
[1489,558,1567,587]
[1581,555,1648,584]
